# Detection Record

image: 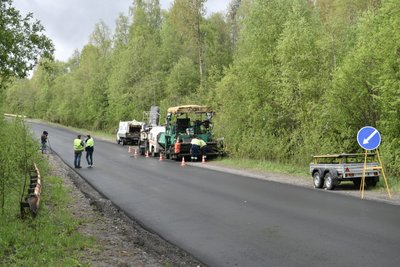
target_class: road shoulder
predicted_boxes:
[47,152,204,267]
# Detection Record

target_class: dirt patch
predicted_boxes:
[47,153,204,267]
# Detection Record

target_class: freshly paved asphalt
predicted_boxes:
[28,121,400,267]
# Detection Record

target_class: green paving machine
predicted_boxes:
[157,105,224,160]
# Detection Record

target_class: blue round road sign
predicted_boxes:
[357,126,381,150]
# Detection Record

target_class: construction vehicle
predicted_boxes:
[147,125,165,157]
[310,153,380,190]
[116,120,144,146]
[157,105,224,160]
[138,106,165,156]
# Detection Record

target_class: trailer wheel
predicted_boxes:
[324,171,337,190]
[366,178,378,187]
[313,170,324,189]
[353,179,361,189]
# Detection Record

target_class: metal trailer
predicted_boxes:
[309,153,380,190]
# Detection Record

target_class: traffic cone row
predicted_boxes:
[129,149,206,166]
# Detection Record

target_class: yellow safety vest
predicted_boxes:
[74,139,84,151]
[86,138,94,148]
[198,139,207,148]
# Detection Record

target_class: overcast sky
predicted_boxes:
[13,0,231,62]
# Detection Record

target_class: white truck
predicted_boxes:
[116,120,144,146]
[138,106,165,157]
[310,153,380,190]
[147,125,165,157]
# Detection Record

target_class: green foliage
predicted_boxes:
[0,118,41,215]
[0,119,94,264]
[3,0,400,182]
[0,0,53,89]
[0,176,94,266]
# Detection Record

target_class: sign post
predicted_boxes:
[356,126,391,199]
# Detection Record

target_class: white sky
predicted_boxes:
[13,0,231,62]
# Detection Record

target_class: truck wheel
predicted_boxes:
[313,171,324,189]
[324,172,336,190]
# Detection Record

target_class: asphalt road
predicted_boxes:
[28,121,400,267]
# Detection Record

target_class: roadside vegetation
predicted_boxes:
[2,1,400,185]
[0,119,95,266]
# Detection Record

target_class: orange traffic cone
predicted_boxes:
[128,146,132,154]
[159,153,163,161]
[202,155,206,164]
[134,148,138,158]
[145,151,149,158]
[181,157,186,166]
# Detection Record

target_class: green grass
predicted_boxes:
[0,176,96,266]
[214,156,310,178]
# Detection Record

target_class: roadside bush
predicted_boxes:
[0,118,94,265]
[0,118,42,215]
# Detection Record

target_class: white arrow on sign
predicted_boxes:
[363,129,378,144]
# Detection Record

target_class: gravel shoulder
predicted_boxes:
[47,153,204,267]
[46,150,400,266]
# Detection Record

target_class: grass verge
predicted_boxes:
[214,156,310,178]
[214,156,399,194]
[0,175,95,266]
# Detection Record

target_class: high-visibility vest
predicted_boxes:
[198,139,207,148]
[74,139,84,151]
[86,138,94,148]
[191,138,201,146]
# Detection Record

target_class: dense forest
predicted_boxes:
[3,0,400,178]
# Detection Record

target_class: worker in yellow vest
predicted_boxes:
[191,137,207,162]
[73,135,85,168]
[85,134,94,168]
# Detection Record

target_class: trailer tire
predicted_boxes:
[352,179,360,189]
[366,177,378,187]
[313,170,324,189]
[324,170,338,190]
